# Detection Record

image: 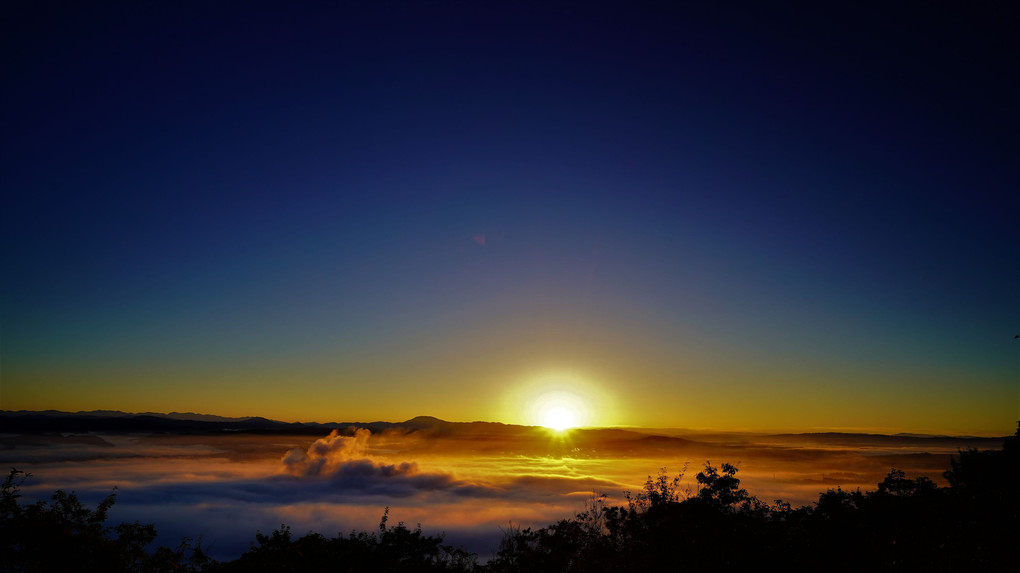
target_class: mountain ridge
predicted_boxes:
[0,410,1008,444]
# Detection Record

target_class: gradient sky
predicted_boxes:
[2,1,1017,433]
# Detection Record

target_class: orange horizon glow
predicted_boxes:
[2,364,1015,437]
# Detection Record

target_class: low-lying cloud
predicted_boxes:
[282,428,380,476]
[9,424,999,562]
[274,429,486,497]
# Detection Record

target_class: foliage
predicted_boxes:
[694,460,749,507]
[630,464,689,509]
[210,508,477,572]
[0,468,208,572]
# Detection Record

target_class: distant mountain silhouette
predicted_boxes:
[764,431,1001,447]
[0,410,1007,453]
[0,410,329,435]
[2,409,255,422]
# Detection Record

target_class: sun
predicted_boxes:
[501,371,615,430]
[542,405,578,431]
[530,389,588,431]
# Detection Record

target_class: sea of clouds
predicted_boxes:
[2,426,983,560]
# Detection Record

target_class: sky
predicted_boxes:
[2,1,1018,434]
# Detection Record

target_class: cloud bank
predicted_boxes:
[272,428,488,497]
[9,424,996,561]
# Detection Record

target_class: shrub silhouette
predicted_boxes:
[211,508,476,573]
[488,461,781,571]
[0,468,210,572]
[694,461,749,507]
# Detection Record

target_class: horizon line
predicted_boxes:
[2,408,1014,438]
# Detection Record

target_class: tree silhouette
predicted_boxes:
[214,508,476,572]
[0,468,215,572]
[694,461,749,507]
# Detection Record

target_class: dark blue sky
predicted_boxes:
[2,1,1017,432]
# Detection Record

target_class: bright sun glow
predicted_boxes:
[530,389,588,431]
[503,371,616,429]
[542,406,578,431]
